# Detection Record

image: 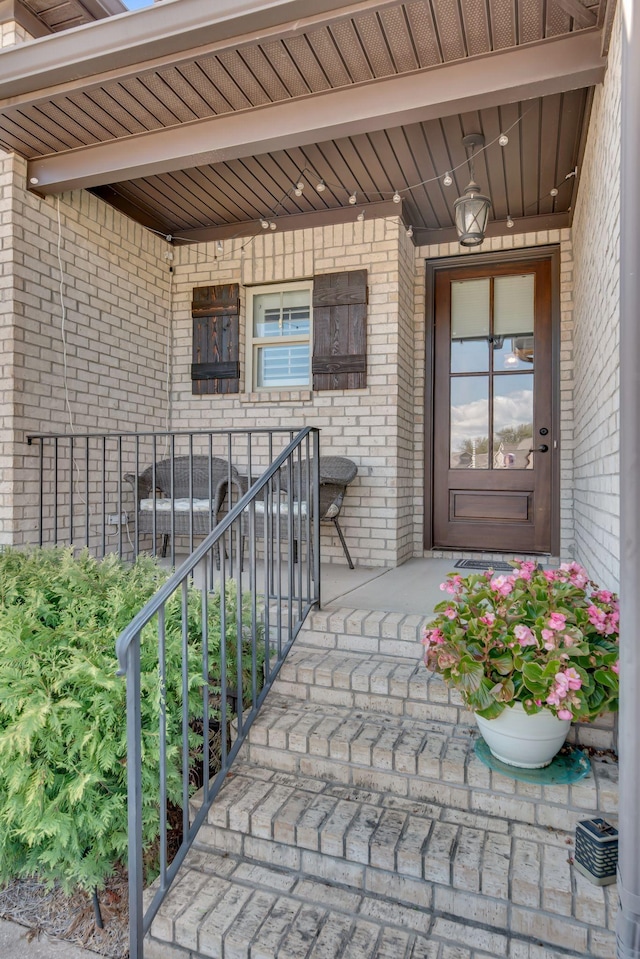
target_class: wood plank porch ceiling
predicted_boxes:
[1,0,610,244]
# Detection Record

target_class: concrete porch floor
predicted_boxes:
[319,558,457,615]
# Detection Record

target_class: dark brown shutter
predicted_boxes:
[191,284,240,395]
[312,270,367,391]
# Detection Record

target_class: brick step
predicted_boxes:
[144,846,598,959]
[271,645,469,725]
[298,606,431,656]
[187,761,616,957]
[238,695,618,826]
[271,642,616,751]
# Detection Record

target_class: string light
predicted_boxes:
[260,219,269,229]
[406,225,414,238]
[393,191,401,204]
[216,240,223,254]
[269,222,277,230]
[499,133,509,147]
[507,215,514,228]
[443,173,453,187]
[348,193,357,205]
[357,211,365,222]
[316,180,326,192]
[294,181,304,196]
[550,187,559,197]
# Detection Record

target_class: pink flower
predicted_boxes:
[440,576,463,594]
[423,628,445,646]
[612,661,620,675]
[443,607,457,620]
[587,605,607,633]
[594,590,613,604]
[562,633,575,647]
[491,575,514,597]
[479,613,496,626]
[557,708,573,721]
[547,688,563,706]
[563,667,582,691]
[543,569,558,583]
[541,628,556,650]
[514,624,536,647]
[547,612,567,631]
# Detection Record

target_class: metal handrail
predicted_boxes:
[116,427,320,959]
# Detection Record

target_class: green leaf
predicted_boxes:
[489,651,513,676]
[594,669,618,690]
[457,657,485,693]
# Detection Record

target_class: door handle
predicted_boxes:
[529,444,549,453]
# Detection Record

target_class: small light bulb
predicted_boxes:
[294,181,304,196]
[269,221,277,230]
[216,240,223,254]
[29,176,39,185]
[507,215,514,229]
[550,187,559,197]
[443,173,453,187]
[357,211,365,222]
[406,225,414,238]
[392,191,401,204]
[316,180,326,193]
[499,133,509,147]
[348,193,357,205]
[260,219,269,229]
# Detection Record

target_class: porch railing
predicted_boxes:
[26,427,306,566]
[113,426,320,959]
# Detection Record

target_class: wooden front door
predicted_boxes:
[431,254,557,553]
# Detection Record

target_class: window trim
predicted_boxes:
[245,280,313,392]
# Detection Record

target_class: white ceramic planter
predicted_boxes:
[475,701,571,768]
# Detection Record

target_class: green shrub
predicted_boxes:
[0,547,262,893]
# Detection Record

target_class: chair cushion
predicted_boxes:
[140,498,214,513]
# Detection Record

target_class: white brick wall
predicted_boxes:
[4,156,173,545]
[571,7,621,591]
[171,218,410,567]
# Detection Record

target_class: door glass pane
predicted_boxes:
[493,274,535,370]
[493,373,534,469]
[450,376,489,469]
[451,279,490,373]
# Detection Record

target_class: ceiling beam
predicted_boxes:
[0,0,399,104]
[416,212,572,246]
[553,0,597,28]
[0,0,52,38]
[172,200,403,244]
[27,30,606,196]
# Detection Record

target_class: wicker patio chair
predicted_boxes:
[124,455,243,557]
[243,455,358,568]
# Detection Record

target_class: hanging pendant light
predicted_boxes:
[453,134,491,247]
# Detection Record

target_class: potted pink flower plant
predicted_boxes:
[422,560,619,767]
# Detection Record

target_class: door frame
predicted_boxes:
[423,245,562,554]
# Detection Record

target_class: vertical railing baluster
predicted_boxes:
[286,452,294,641]
[313,430,321,607]
[249,496,257,710]
[181,580,189,839]
[85,438,90,550]
[158,605,168,891]
[201,554,210,806]
[227,432,233,576]
[170,435,176,568]
[220,532,228,767]
[118,436,123,559]
[54,437,59,546]
[125,636,143,959]
[188,435,194,558]
[236,512,243,735]
[152,435,157,558]
[38,441,44,547]
[101,437,107,558]
[296,440,303,621]
[69,436,74,547]
[305,434,311,603]
[134,436,139,560]
[276,467,282,658]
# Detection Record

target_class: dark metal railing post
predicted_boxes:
[312,430,321,607]
[85,438,90,549]
[101,436,107,558]
[38,441,44,547]
[69,436,74,547]
[124,636,144,959]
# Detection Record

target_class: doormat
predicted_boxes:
[454,559,514,571]
[474,738,591,784]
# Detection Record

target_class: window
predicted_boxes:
[247,283,312,390]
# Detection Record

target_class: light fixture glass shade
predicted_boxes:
[453,179,491,246]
